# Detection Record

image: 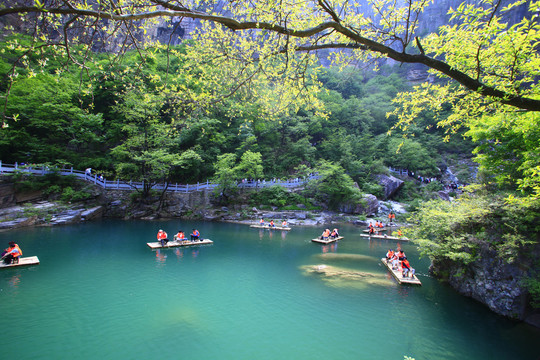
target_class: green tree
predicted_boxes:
[305,160,362,211]
[111,87,182,199]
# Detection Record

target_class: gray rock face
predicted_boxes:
[358,194,379,216]
[431,245,535,320]
[376,175,404,199]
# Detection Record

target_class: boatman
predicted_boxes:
[157,229,168,246]
[1,241,23,265]
[191,229,200,241]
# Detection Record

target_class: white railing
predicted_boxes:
[0,161,316,193]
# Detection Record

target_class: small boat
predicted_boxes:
[360,234,409,241]
[0,256,40,268]
[147,239,214,249]
[381,258,421,285]
[250,225,291,231]
[311,236,344,244]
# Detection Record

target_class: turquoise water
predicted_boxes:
[0,220,537,360]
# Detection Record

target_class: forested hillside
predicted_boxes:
[0,0,539,320]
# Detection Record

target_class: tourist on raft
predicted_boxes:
[157,229,168,246]
[191,229,200,241]
[330,228,339,238]
[320,228,331,240]
[401,257,415,278]
[175,230,185,241]
[1,241,23,264]
[282,220,287,227]
[259,218,265,225]
[269,220,275,227]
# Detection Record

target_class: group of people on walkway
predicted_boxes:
[1,242,22,265]
[386,249,415,278]
[157,228,202,246]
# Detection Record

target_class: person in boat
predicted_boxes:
[397,249,406,261]
[157,229,168,246]
[259,218,265,226]
[320,228,331,240]
[386,249,395,261]
[191,229,200,241]
[1,241,23,264]
[269,220,275,227]
[330,228,339,238]
[368,225,376,235]
[282,220,287,227]
[174,230,185,242]
[376,221,384,228]
[401,257,415,278]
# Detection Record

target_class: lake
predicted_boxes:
[1,220,538,360]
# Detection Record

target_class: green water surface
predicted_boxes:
[0,220,537,360]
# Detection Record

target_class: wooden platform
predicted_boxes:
[0,256,40,268]
[311,236,344,244]
[360,234,409,241]
[147,239,213,249]
[250,225,291,231]
[381,258,421,285]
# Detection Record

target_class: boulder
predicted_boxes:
[81,206,104,221]
[356,194,379,216]
[376,174,404,199]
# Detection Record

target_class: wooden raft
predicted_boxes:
[362,228,388,232]
[311,236,344,244]
[381,258,421,285]
[360,234,409,241]
[147,239,213,249]
[250,225,291,231]
[0,256,40,269]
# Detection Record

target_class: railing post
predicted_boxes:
[0,160,2,173]
[197,182,199,191]
[186,184,189,193]
[175,183,178,192]
[117,179,120,189]
[70,167,73,174]
[15,162,18,169]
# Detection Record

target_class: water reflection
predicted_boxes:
[8,273,21,289]
[155,249,167,265]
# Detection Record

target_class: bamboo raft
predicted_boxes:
[311,236,344,244]
[250,225,291,231]
[0,256,40,268]
[381,258,421,285]
[147,239,214,249]
[362,228,388,232]
[360,234,409,241]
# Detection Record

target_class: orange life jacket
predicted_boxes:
[192,230,200,237]
[387,250,394,258]
[402,259,411,269]
[323,229,330,237]
[7,244,22,258]
[176,232,185,239]
[157,231,167,240]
